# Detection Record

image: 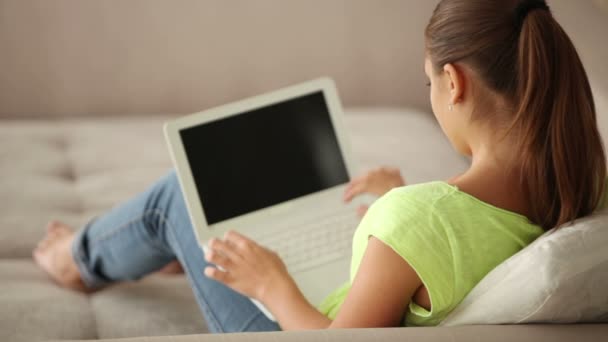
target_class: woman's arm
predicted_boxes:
[264,236,423,329]
[261,276,332,330]
[329,237,422,328]
[205,231,423,330]
[203,231,331,330]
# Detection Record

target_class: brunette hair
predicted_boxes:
[425,0,606,230]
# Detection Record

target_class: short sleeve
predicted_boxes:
[348,184,456,325]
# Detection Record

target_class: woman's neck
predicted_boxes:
[449,135,532,219]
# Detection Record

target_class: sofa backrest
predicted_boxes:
[0,0,606,121]
[0,0,438,118]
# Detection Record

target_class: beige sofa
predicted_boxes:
[1,1,607,341]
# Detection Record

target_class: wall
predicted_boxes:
[0,0,606,118]
[551,0,608,141]
[0,0,436,117]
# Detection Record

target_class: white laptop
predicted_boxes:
[164,77,370,321]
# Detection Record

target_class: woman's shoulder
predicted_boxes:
[374,181,464,216]
[370,181,534,227]
[381,181,458,205]
[360,181,461,230]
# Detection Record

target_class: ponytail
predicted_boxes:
[513,5,606,229]
[426,0,606,230]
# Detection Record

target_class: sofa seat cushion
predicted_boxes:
[0,259,208,341]
[91,275,209,339]
[0,259,97,341]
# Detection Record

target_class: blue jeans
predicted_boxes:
[70,170,282,333]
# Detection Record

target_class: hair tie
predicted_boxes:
[515,0,550,27]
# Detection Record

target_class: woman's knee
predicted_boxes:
[162,169,180,191]
[159,170,190,215]
[152,168,180,196]
[142,170,191,243]
[143,169,185,214]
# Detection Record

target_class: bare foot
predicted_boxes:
[157,260,185,275]
[33,220,91,292]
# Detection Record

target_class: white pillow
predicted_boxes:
[440,209,608,326]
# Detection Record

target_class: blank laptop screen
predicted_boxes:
[179,91,349,225]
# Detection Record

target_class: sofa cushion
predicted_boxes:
[0,259,208,342]
[0,259,97,341]
[47,324,608,342]
[92,275,208,339]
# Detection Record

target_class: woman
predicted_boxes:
[33,0,606,332]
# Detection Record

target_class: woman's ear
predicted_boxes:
[443,63,465,106]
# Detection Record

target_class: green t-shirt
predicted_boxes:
[316,181,545,326]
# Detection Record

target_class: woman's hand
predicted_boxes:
[343,167,406,217]
[204,230,294,304]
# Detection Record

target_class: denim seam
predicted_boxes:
[238,311,266,332]
[162,212,225,333]
[91,210,158,243]
[91,209,171,254]
[71,225,108,288]
[73,210,169,288]
[140,209,177,254]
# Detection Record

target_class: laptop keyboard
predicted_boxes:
[256,209,360,274]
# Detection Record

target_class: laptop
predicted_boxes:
[164,77,370,320]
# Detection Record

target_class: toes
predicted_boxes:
[36,224,66,254]
[33,233,86,292]
[46,220,73,235]
[46,220,62,232]
[32,245,50,270]
[36,236,52,250]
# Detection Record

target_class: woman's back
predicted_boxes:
[319,182,545,326]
